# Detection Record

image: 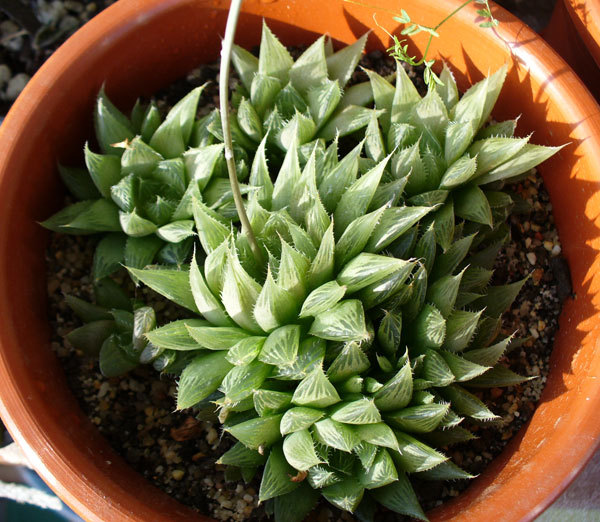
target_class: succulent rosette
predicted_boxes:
[123,96,554,520]
[228,21,380,158]
[41,82,255,278]
[52,23,564,522]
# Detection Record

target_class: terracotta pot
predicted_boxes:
[543,0,600,99]
[1,0,600,521]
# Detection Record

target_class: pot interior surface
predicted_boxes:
[0,1,600,521]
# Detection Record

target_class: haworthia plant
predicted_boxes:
[41,84,252,278]
[230,21,381,153]
[51,21,562,522]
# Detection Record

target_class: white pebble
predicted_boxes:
[37,0,67,25]
[206,427,218,444]
[0,20,19,37]
[529,327,540,339]
[526,252,537,265]
[5,73,30,101]
[0,65,12,86]
[97,381,110,398]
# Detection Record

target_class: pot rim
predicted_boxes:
[564,0,600,66]
[0,1,600,521]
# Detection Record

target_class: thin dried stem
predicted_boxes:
[220,0,264,265]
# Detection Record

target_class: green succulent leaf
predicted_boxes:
[150,85,204,158]
[259,445,299,501]
[92,233,126,280]
[370,473,427,521]
[84,143,123,198]
[272,139,301,211]
[327,341,370,383]
[335,206,387,269]
[436,62,459,110]
[463,335,512,366]
[94,87,134,155]
[274,483,320,522]
[359,448,398,489]
[355,423,400,451]
[226,414,284,451]
[280,407,325,436]
[326,31,369,88]
[377,312,402,356]
[120,137,163,177]
[217,441,266,468]
[123,236,164,276]
[259,21,294,84]
[309,299,368,342]
[322,477,365,512]
[221,360,272,403]
[144,319,204,351]
[386,403,450,433]
[64,295,111,323]
[374,363,413,412]
[392,63,422,123]
[393,432,448,472]
[423,349,455,386]
[439,384,499,421]
[414,459,475,481]
[338,254,410,294]
[367,206,434,253]
[465,365,533,388]
[307,465,342,489]
[177,351,233,409]
[99,335,138,377]
[127,266,198,312]
[225,336,265,366]
[132,306,156,353]
[119,208,157,237]
[272,336,326,381]
[259,324,301,366]
[422,426,477,447]
[290,35,328,93]
[431,234,475,279]
[473,278,528,317]
[443,310,483,352]
[231,44,258,91]
[186,325,251,351]
[283,429,323,471]
[307,221,335,289]
[319,140,361,212]
[454,183,493,225]
[292,366,341,408]
[411,304,446,349]
[249,135,273,208]
[58,164,100,201]
[313,418,360,453]
[334,154,390,233]
[476,118,518,140]
[320,105,384,141]
[300,281,347,319]
[477,143,563,185]
[254,389,293,417]
[469,136,529,176]
[66,320,116,356]
[331,398,382,425]
[221,247,263,333]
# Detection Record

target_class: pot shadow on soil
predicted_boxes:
[340,5,600,513]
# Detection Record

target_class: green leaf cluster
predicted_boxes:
[49,23,561,521]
